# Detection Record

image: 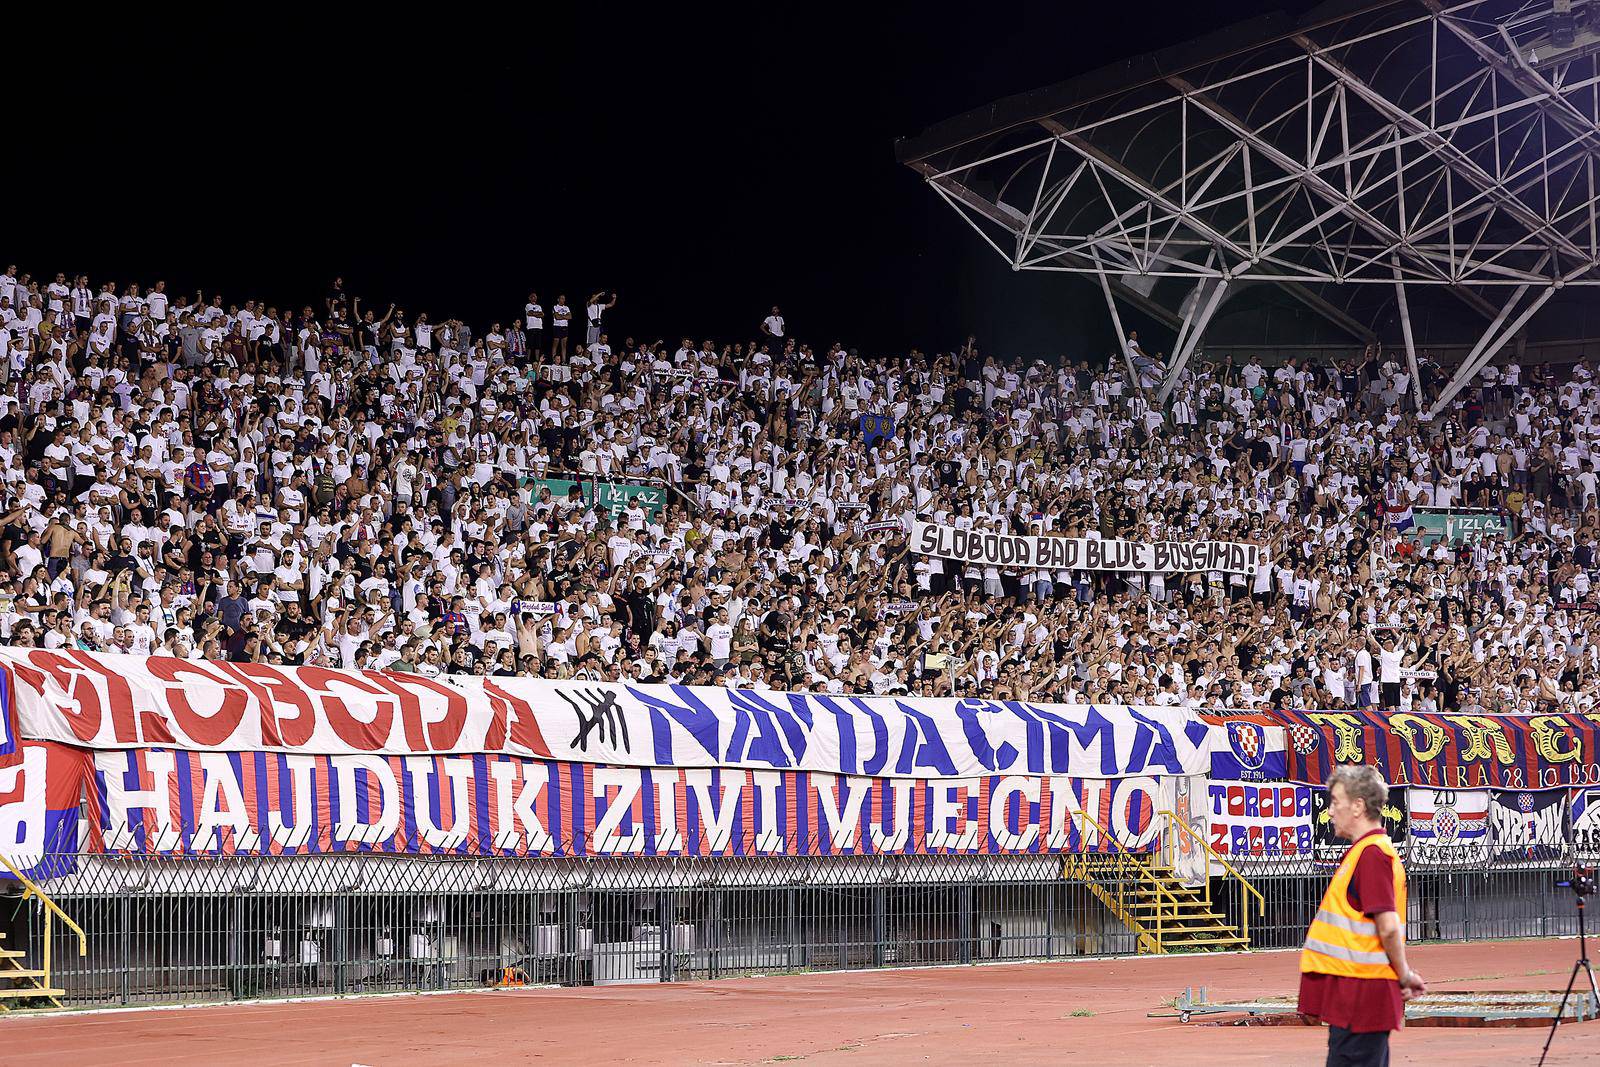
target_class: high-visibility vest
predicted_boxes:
[1300,832,1406,980]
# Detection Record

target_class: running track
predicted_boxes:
[3,939,1596,1065]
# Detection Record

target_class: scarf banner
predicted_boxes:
[910,520,1263,575]
[0,741,87,880]
[81,747,1165,858]
[1165,775,1208,885]
[1267,709,1600,791]
[0,648,1211,780]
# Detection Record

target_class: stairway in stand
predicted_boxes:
[1064,853,1250,954]
[0,931,65,1011]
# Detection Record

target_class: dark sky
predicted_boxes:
[14,5,1315,359]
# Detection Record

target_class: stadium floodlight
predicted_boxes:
[1515,0,1600,67]
[896,0,1600,415]
[1553,0,1577,47]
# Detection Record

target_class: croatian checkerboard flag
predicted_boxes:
[1208,721,1287,783]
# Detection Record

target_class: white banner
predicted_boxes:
[1407,788,1490,866]
[1166,774,1209,885]
[0,648,1213,780]
[1203,780,1314,863]
[910,521,1263,575]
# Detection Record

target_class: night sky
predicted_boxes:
[15,5,1318,359]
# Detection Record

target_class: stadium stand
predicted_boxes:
[0,263,1596,715]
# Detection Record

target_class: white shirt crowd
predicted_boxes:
[0,264,1597,716]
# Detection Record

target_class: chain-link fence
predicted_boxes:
[0,844,1580,1009]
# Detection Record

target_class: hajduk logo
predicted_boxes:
[1288,725,1321,755]
[1227,722,1267,772]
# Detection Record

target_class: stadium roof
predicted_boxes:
[896,0,1600,413]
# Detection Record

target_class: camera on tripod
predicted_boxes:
[1559,866,1598,898]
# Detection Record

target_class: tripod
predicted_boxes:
[1538,893,1600,1067]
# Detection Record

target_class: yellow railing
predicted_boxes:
[1060,805,1165,953]
[0,852,86,995]
[1157,809,1265,945]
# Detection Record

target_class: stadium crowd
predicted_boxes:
[0,263,1596,716]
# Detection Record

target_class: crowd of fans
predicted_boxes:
[0,263,1596,716]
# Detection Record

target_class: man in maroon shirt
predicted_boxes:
[1300,765,1426,1066]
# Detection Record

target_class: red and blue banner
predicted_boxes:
[1266,709,1600,791]
[0,741,87,880]
[82,748,1165,858]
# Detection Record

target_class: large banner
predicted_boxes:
[0,649,1212,781]
[0,741,87,880]
[1208,721,1288,783]
[1166,775,1209,885]
[1572,787,1600,856]
[1406,789,1490,867]
[1203,780,1313,861]
[1488,789,1567,868]
[81,747,1166,858]
[1413,507,1514,547]
[1311,785,1408,863]
[909,521,1263,575]
[1271,709,1600,790]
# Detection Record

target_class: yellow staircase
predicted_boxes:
[0,853,85,1012]
[1062,808,1263,955]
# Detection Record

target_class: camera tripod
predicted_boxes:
[1538,891,1600,1067]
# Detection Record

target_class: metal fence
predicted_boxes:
[1,843,1582,1010]
[1212,857,1585,951]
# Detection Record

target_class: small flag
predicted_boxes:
[859,414,896,447]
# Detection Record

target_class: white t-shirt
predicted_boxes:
[524,303,543,330]
[1378,647,1403,684]
[707,623,734,660]
[1354,648,1374,685]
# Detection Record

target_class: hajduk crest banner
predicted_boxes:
[1270,709,1600,791]
[0,649,1212,781]
[909,521,1263,575]
[80,747,1167,858]
[1208,721,1288,783]
[1406,789,1490,867]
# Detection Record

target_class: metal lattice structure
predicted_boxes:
[896,0,1600,413]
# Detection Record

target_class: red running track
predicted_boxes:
[3,939,1596,1066]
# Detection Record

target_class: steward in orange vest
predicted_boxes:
[1299,765,1426,1067]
